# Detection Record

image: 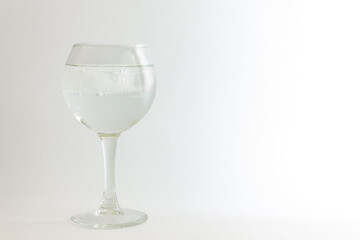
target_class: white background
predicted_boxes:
[1,0,360,239]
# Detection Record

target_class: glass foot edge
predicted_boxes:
[71,208,148,229]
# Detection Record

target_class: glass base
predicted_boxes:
[71,209,148,229]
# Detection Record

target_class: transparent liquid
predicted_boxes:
[63,65,155,134]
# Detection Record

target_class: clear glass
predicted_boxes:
[63,43,156,229]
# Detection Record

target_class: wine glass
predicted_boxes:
[63,43,156,229]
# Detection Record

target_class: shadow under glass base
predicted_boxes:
[71,209,148,229]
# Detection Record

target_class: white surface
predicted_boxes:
[1,199,360,240]
[1,200,360,240]
[1,0,360,239]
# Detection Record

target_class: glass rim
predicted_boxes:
[73,43,147,48]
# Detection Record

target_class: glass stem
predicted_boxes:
[99,134,122,213]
